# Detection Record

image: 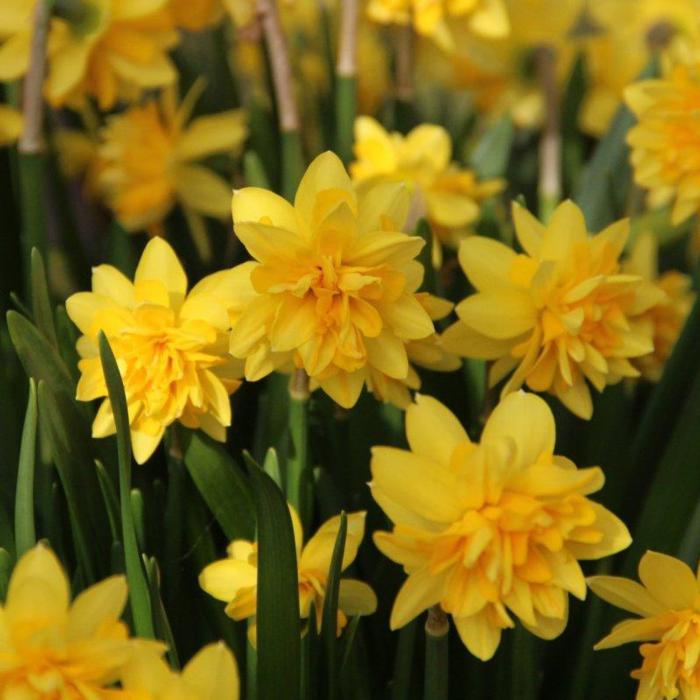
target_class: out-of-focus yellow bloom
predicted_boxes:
[45,0,178,111]
[229,151,439,409]
[66,237,243,464]
[120,641,239,699]
[0,104,22,146]
[200,507,377,643]
[372,392,630,660]
[0,0,41,81]
[589,551,700,700]
[626,59,700,225]
[366,0,509,51]
[168,0,224,31]
[357,24,392,116]
[624,232,694,381]
[442,200,656,419]
[581,0,700,137]
[97,84,246,233]
[351,117,504,264]
[0,543,140,696]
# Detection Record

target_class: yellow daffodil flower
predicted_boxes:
[366,0,510,52]
[351,117,504,266]
[0,0,42,81]
[97,83,247,234]
[589,551,700,700]
[0,104,22,146]
[442,200,656,419]
[372,392,631,660]
[625,57,700,225]
[228,151,441,409]
[120,641,239,699]
[66,237,244,464]
[0,543,145,696]
[199,507,377,643]
[46,0,178,110]
[624,232,694,381]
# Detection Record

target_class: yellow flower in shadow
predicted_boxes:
[351,117,504,266]
[66,237,244,464]
[120,641,239,699]
[624,231,695,381]
[97,82,247,233]
[442,200,656,419]
[199,507,377,644]
[589,551,700,700]
[372,392,631,660]
[0,544,151,696]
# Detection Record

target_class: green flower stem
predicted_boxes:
[257,0,303,200]
[18,0,51,298]
[287,368,310,527]
[15,379,38,557]
[335,0,358,164]
[394,24,416,132]
[424,606,449,700]
[536,45,561,222]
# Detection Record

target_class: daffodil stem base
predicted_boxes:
[335,75,357,165]
[424,606,449,700]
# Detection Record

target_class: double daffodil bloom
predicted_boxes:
[626,56,700,224]
[589,551,700,700]
[372,392,631,661]
[120,641,239,699]
[228,151,444,409]
[0,544,144,697]
[66,237,244,464]
[442,200,656,419]
[351,117,504,266]
[625,232,694,381]
[366,0,510,52]
[46,0,178,110]
[97,83,247,234]
[199,507,377,643]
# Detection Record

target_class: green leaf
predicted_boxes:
[468,115,514,180]
[30,249,57,348]
[244,150,271,189]
[98,332,154,638]
[391,620,419,700]
[95,460,121,544]
[0,548,12,602]
[37,381,104,582]
[7,310,73,396]
[623,366,700,572]
[263,447,282,488]
[245,452,301,700]
[144,555,180,669]
[15,379,38,557]
[575,59,656,230]
[183,431,255,541]
[131,488,146,552]
[321,511,347,700]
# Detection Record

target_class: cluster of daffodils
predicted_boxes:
[0,543,240,698]
[442,200,692,419]
[200,507,377,641]
[371,392,630,659]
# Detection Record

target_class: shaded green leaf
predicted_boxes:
[15,378,38,556]
[30,248,57,347]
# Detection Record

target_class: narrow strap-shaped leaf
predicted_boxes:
[244,150,271,188]
[391,621,418,700]
[30,249,56,347]
[95,460,120,545]
[131,488,146,552]
[183,431,255,540]
[0,548,12,602]
[321,511,347,700]
[144,555,180,669]
[263,447,282,488]
[98,332,154,638]
[245,452,301,700]
[15,378,38,556]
